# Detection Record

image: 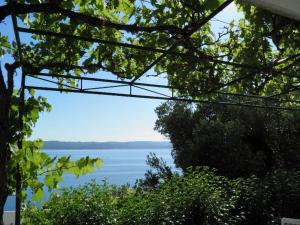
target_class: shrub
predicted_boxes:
[22,168,234,225]
[118,168,234,225]
[22,168,300,225]
[231,169,300,225]
[22,181,129,225]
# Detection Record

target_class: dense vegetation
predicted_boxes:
[0,0,299,224]
[155,102,300,178]
[22,167,300,225]
[21,101,300,225]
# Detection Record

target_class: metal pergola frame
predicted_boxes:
[11,0,300,111]
[7,0,300,224]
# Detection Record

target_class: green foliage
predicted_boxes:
[22,168,235,225]
[135,152,175,189]
[1,0,299,224]
[230,169,300,225]
[119,168,233,225]
[4,89,103,204]
[0,33,11,56]
[14,140,102,201]
[22,167,300,225]
[8,0,298,103]
[22,181,126,225]
[155,101,300,178]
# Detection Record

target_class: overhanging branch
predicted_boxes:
[0,66,6,95]
[0,2,185,34]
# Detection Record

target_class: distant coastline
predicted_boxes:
[43,141,172,149]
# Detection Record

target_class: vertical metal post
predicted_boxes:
[129,84,132,96]
[15,164,21,225]
[15,70,26,225]
[10,1,25,225]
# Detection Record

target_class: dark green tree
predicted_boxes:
[155,102,300,177]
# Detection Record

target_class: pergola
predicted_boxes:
[9,0,300,111]
[5,0,300,224]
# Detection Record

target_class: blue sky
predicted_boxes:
[0,1,240,142]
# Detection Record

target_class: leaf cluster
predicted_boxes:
[8,139,102,202]
[4,89,102,205]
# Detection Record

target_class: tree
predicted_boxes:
[155,101,300,178]
[0,0,299,223]
[157,2,300,101]
[152,1,300,177]
[135,152,175,190]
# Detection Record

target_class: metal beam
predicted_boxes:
[25,85,300,111]
[28,73,300,104]
[31,73,173,89]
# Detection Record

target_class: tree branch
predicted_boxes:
[24,61,128,78]
[0,65,6,96]
[4,63,16,99]
[25,62,103,73]
[273,53,300,67]
[0,2,184,34]
[58,8,184,34]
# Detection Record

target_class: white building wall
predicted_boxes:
[242,0,300,21]
[3,211,15,225]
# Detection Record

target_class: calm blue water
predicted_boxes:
[5,148,174,211]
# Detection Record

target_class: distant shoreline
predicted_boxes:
[43,141,172,150]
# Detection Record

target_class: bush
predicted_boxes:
[22,168,300,225]
[22,168,234,225]
[119,168,234,225]
[22,181,129,225]
[231,169,300,225]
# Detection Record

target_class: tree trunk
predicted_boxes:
[0,172,8,225]
[0,145,8,225]
[0,109,10,225]
[0,64,14,225]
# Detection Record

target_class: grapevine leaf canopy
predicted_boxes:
[1,0,300,108]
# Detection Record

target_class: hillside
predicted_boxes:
[43,141,172,149]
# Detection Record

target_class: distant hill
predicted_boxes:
[43,141,172,149]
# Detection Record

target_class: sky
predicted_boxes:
[0,1,241,142]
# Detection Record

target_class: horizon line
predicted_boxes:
[43,140,170,143]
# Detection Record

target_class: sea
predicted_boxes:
[4,148,174,211]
